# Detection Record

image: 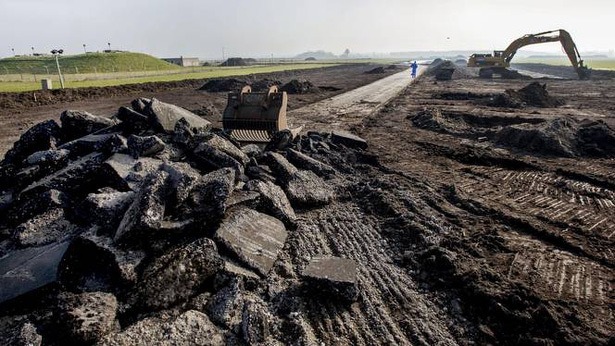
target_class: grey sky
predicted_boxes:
[1,0,613,59]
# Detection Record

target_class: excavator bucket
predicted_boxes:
[222,85,288,142]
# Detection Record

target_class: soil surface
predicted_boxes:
[0,63,613,345]
[0,64,400,158]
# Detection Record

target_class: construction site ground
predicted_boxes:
[0,63,613,345]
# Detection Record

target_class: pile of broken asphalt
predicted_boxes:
[0,98,367,345]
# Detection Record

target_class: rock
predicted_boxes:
[58,231,145,291]
[263,152,298,183]
[303,256,358,302]
[56,291,118,344]
[285,170,333,207]
[145,98,211,134]
[116,106,151,134]
[215,208,287,277]
[20,152,107,197]
[206,279,244,329]
[193,141,244,175]
[3,120,61,165]
[286,149,336,177]
[7,189,68,225]
[0,191,12,212]
[97,310,224,346]
[114,170,169,244]
[24,148,70,168]
[160,162,202,208]
[82,189,135,234]
[58,133,126,159]
[241,299,275,344]
[264,129,295,152]
[138,238,223,310]
[60,110,117,141]
[246,180,296,227]
[127,135,165,158]
[241,144,262,157]
[0,240,70,304]
[13,208,80,247]
[131,98,151,114]
[331,130,368,150]
[0,322,43,346]
[99,153,163,191]
[183,168,235,220]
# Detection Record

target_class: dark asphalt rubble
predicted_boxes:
[0,97,362,345]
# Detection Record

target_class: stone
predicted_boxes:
[82,189,136,234]
[13,208,80,247]
[56,291,118,344]
[99,153,163,191]
[58,231,145,291]
[20,152,107,197]
[0,191,12,212]
[160,161,202,208]
[246,180,296,227]
[24,148,70,168]
[215,208,287,276]
[58,133,126,159]
[16,322,42,346]
[3,120,61,165]
[286,149,336,177]
[241,299,275,344]
[193,142,244,175]
[116,106,151,134]
[331,130,368,150]
[60,110,117,141]
[241,144,262,157]
[0,240,70,303]
[131,98,151,114]
[97,310,224,346]
[206,279,244,329]
[7,189,68,225]
[264,152,298,183]
[114,170,169,244]
[285,170,334,207]
[127,135,165,158]
[138,237,223,310]
[264,129,295,152]
[303,256,358,302]
[183,168,235,220]
[145,98,211,134]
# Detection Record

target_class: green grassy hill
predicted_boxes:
[0,52,181,74]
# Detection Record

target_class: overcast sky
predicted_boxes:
[1,0,613,59]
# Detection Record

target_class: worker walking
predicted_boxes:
[410,61,418,78]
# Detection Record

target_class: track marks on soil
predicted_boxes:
[295,206,458,346]
[460,167,615,249]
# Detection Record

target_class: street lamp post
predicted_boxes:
[83,44,87,54]
[31,47,34,56]
[107,42,111,51]
[51,49,65,89]
[11,48,15,56]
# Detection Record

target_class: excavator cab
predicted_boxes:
[222,85,289,142]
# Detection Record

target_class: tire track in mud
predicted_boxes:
[459,166,615,261]
[292,205,458,345]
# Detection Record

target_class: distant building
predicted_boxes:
[162,56,200,67]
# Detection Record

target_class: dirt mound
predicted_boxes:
[425,59,474,80]
[219,57,255,66]
[506,82,564,108]
[495,116,615,157]
[280,79,317,94]
[198,78,247,92]
[249,78,282,91]
[364,66,386,74]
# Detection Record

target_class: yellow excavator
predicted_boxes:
[468,29,591,79]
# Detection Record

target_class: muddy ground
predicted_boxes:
[0,63,400,158]
[0,63,613,345]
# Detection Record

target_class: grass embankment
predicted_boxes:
[0,52,180,75]
[0,63,338,93]
[515,58,615,70]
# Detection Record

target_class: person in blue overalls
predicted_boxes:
[410,61,418,78]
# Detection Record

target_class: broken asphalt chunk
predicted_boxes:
[145,98,211,134]
[331,130,368,150]
[303,256,358,302]
[60,110,117,142]
[214,207,287,277]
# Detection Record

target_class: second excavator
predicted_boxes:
[468,29,591,80]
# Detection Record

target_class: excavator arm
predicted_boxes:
[468,29,591,79]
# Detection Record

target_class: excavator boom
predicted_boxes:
[468,29,591,79]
